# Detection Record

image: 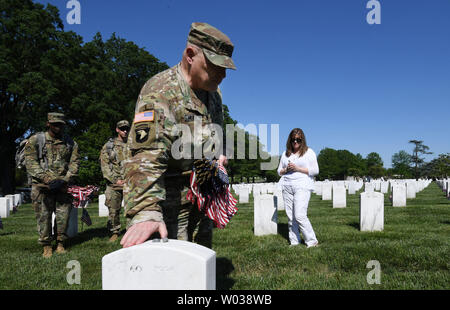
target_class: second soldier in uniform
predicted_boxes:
[24,113,80,258]
[100,120,130,242]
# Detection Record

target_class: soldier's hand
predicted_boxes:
[48,179,67,192]
[120,221,168,248]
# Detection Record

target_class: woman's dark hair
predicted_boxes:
[286,128,308,157]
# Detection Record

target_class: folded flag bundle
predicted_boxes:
[67,185,98,227]
[186,159,238,229]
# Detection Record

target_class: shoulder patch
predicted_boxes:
[134,111,154,123]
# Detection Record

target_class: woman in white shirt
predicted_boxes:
[277,128,319,248]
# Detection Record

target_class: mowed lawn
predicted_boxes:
[0,182,449,290]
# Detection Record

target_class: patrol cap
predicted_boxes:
[116,120,130,128]
[47,113,66,124]
[187,22,236,70]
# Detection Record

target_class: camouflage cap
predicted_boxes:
[187,22,236,70]
[116,120,130,128]
[47,112,66,124]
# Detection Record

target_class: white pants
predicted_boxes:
[282,184,318,246]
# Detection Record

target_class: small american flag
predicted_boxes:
[81,208,92,226]
[186,162,238,229]
[67,185,99,208]
[0,216,3,229]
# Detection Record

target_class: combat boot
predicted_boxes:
[55,242,66,254]
[42,246,52,258]
[109,233,119,242]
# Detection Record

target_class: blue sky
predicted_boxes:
[37,0,450,168]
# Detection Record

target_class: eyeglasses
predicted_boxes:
[119,127,129,131]
[291,138,302,144]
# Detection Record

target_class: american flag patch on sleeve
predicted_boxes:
[134,111,154,123]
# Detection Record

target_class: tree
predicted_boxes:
[365,152,385,178]
[0,0,170,192]
[391,150,412,178]
[409,140,432,180]
[0,0,83,193]
[422,153,450,178]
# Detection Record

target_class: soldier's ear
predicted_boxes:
[185,46,197,65]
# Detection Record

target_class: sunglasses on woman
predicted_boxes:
[291,138,302,144]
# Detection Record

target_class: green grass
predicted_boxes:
[0,182,449,290]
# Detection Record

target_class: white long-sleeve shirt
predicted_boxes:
[277,148,319,190]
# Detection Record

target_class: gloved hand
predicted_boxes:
[48,179,67,192]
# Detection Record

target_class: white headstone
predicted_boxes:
[406,182,416,199]
[360,191,384,231]
[332,186,346,208]
[322,183,332,200]
[5,195,15,208]
[392,184,406,207]
[99,194,109,217]
[254,194,277,236]
[380,182,389,194]
[239,188,249,204]
[102,239,216,290]
[14,194,21,206]
[348,182,357,195]
[314,182,322,196]
[0,197,11,218]
[365,183,374,192]
[274,190,284,211]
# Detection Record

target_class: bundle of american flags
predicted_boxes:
[67,185,98,226]
[186,159,238,229]
[0,215,3,230]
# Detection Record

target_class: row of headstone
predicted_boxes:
[436,179,450,198]
[0,194,23,218]
[101,178,438,290]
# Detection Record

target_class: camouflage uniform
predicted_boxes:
[24,113,80,246]
[100,120,129,235]
[123,22,236,248]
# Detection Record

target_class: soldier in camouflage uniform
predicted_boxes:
[100,120,130,242]
[121,22,236,249]
[24,113,80,258]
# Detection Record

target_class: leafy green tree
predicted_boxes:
[0,0,170,192]
[0,0,83,193]
[391,150,412,178]
[409,140,432,180]
[422,153,450,178]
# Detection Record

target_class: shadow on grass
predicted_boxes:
[440,220,450,225]
[347,221,360,230]
[216,257,235,290]
[65,227,110,248]
[278,223,289,243]
[0,232,15,236]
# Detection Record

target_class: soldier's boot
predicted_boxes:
[109,233,119,242]
[42,246,53,258]
[55,242,66,254]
